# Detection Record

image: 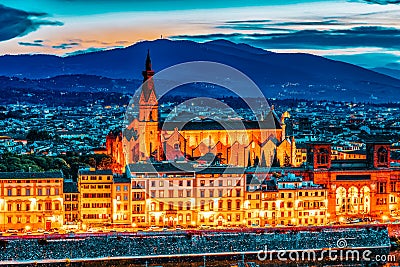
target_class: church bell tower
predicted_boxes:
[138,50,160,161]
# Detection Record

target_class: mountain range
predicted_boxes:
[0,39,400,102]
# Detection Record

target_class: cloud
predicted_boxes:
[0,4,63,42]
[52,42,80,49]
[360,0,400,4]
[18,41,44,47]
[172,26,400,50]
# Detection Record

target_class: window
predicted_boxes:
[378,182,387,194]
[179,180,183,186]
[391,182,397,192]
[186,202,191,210]
[219,180,223,186]
[236,189,241,197]
[26,204,30,211]
[227,200,232,211]
[236,214,241,222]
[16,203,22,211]
[218,200,223,210]
[218,190,223,197]
[210,180,214,186]
[200,180,205,187]
[200,190,205,198]
[236,201,241,210]
[46,188,51,196]
[186,190,191,197]
[159,202,164,211]
[151,181,155,187]
[377,147,388,164]
[159,181,164,187]
[117,185,121,191]
[17,188,21,196]
[45,202,52,211]
[187,180,191,187]
[7,188,12,196]
[209,190,214,198]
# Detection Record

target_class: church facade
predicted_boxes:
[107,52,297,172]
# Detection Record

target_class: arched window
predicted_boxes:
[317,148,329,164]
[336,187,346,214]
[377,147,388,164]
[348,186,358,214]
[360,186,370,214]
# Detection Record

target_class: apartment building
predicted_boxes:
[0,171,64,231]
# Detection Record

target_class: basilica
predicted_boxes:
[106,51,296,172]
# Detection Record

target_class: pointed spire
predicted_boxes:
[141,50,156,102]
[146,49,152,71]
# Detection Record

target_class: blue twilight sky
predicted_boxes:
[0,0,400,70]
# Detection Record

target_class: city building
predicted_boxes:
[63,179,79,227]
[195,167,245,227]
[0,171,64,231]
[307,140,396,222]
[127,163,196,228]
[78,168,113,228]
[107,51,297,171]
[112,175,131,226]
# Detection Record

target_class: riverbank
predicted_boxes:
[0,225,390,266]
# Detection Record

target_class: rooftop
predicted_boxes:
[0,171,63,179]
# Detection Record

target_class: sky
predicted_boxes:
[0,0,400,70]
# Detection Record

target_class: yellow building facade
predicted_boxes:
[78,169,113,227]
[0,171,64,231]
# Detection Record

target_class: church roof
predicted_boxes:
[160,115,281,131]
